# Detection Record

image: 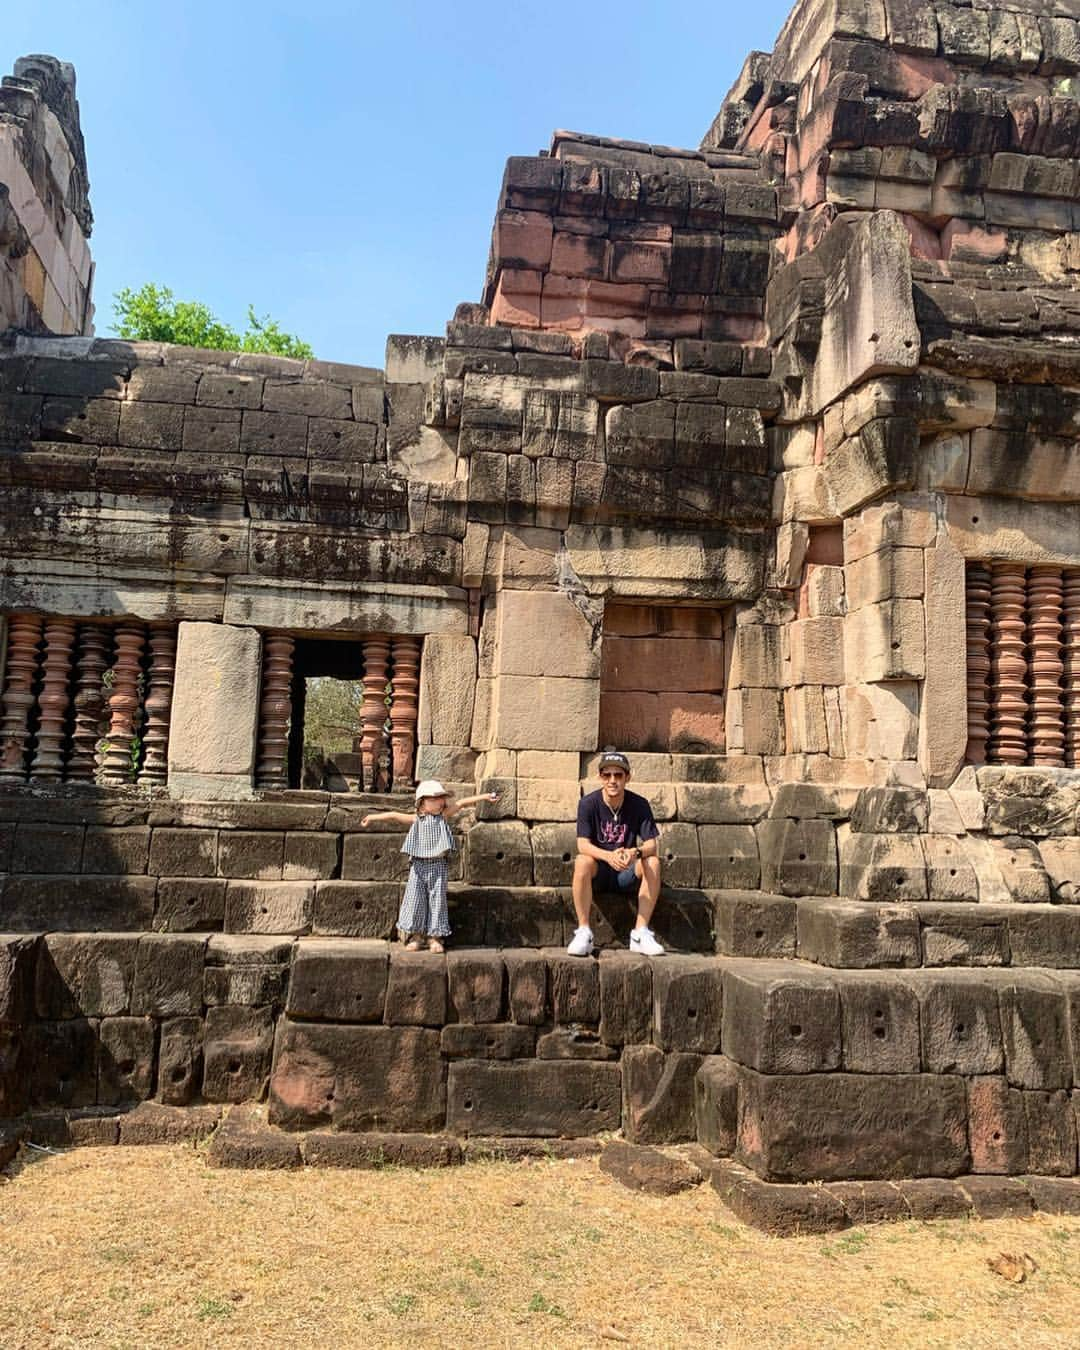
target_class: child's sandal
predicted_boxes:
[428,938,445,954]
[404,935,424,952]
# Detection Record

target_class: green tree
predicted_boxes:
[112,283,313,358]
[303,678,364,754]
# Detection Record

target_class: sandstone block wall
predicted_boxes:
[0,57,93,337]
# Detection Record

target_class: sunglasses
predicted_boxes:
[600,770,626,780]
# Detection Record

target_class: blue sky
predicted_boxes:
[6,1,794,368]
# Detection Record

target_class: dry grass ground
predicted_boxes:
[0,1145,1077,1349]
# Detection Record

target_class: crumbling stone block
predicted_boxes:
[621,1044,700,1144]
[652,956,723,1053]
[447,1060,621,1136]
[721,960,841,1074]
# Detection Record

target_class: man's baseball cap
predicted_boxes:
[415,779,448,801]
[597,749,631,773]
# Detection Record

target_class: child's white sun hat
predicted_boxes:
[415,779,448,801]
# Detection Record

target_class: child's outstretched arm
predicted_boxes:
[445,791,500,818]
[360,810,416,828]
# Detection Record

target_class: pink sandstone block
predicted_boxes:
[611,240,671,284]
[493,209,554,271]
[901,214,943,262]
[941,221,1008,263]
[550,231,609,280]
[601,636,725,693]
[490,273,542,329]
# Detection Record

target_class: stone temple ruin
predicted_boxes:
[2,1,1080,1229]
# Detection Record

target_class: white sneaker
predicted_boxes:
[566,926,594,957]
[630,927,665,957]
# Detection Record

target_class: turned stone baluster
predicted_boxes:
[1063,570,1080,768]
[29,617,76,781]
[100,622,147,784]
[989,564,1029,766]
[67,622,112,781]
[965,563,993,766]
[360,635,390,792]
[1027,565,1065,767]
[0,614,44,779]
[255,634,294,789]
[389,636,421,787]
[138,622,177,785]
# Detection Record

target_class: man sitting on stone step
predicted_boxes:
[566,748,664,958]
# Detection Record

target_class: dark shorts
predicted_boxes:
[593,860,639,894]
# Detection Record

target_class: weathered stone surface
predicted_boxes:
[312,882,400,938]
[440,1023,537,1059]
[998,972,1072,1092]
[158,1016,204,1106]
[598,951,652,1046]
[622,1044,701,1144]
[302,1130,463,1169]
[34,933,138,1019]
[447,1060,621,1136]
[736,1066,971,1183]
[464,822,533,886]
[447,949,505,1023]
[226,881,315,936]
[756,819,837,897]
[910,970,1004,1076]
[384,950,447,1026]
[118,1102,222,1145]
[721,960,840,1074]
[797,900,920,970]
[285,939,388,1023]
[268,1020,445,1132]
[839,971,921,1074]
[97,1016,155,1105]
[168,622,261,787]
[203,1005,275,1103]
[711,1159,849,1236]
[600,1140,703,1196]
[695,1054,739,1157]
[206,1107,303,1170]
[546,949,600,1024]
[712,892,796,959]
[652,956,723,1053]
[131,935,206,1017]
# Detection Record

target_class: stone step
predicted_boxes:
[793,897,1080,971]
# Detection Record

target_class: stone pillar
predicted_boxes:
[100,621,147,785]
[167,622,262,800]
[919,532,968,788]
[964,562,992,766]
[29,617,76,781]
[989,564,1028,766]
[0,614,43,780]
[255,634,295,790]
[360,635,390,792]
[1027,566,1065,767]
[389,636,421,786]
[67,622,112,781]
[138,622,177,786]
[1064,570,1080,769]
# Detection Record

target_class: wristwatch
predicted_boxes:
[633,847,643,859]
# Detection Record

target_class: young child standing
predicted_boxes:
[360,779,496,952]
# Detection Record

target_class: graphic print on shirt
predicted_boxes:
[598,816,629,848]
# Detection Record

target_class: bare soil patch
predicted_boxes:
[0,1145,1077,1348]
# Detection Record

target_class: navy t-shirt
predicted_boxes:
[576,788,660,852]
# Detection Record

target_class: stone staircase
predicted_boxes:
[2,786,1079,1231]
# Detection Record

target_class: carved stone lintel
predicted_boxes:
[390,636,421,788]
[1027,565,1065,767]
[138,622,177,786]
[100,622,146,785]
[30,617,76,781]
[989,564,1029,766]
[68,621,112,781]
[964,563,992,766]
[360,636,390,793]
[0,613,43,779]
[255,634,294,789]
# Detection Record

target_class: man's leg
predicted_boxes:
[572,855,598,928]
[633,855,662,929]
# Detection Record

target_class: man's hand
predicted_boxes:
[611,847,634,870]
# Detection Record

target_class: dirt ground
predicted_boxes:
[0,1145,1077,1349]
